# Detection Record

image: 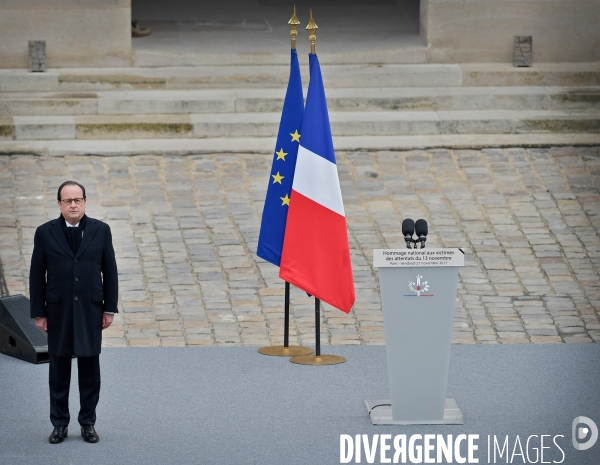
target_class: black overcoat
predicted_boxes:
[29,216,118,357]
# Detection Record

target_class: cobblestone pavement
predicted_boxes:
[1,146,599,347]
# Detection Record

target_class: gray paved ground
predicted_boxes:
[2,345,599,465]
[1,146,599,347]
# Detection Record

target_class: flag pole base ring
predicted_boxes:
[289,354,346,365]
[258,345,314,357]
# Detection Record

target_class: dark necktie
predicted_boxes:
[68,226,81,254]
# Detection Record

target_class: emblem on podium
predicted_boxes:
[406,275,433,297]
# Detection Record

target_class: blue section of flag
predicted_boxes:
[298,53,336,165]
[257,49,304,267]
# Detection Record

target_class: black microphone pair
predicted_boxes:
[402,218,428,249]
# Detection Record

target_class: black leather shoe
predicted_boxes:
[49,426,68,444]
[81,425,99,443]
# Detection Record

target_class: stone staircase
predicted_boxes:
[1,63,599,155]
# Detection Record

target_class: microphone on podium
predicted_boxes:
[402,219,415,249]
[415,219,428,249]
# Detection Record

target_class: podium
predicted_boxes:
[366,248,465,425]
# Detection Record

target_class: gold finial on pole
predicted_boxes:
[288,4,301,49]
[306,9,318,54]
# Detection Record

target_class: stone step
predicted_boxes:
[2,63,599,92]
[2,87,599,117]
[2,111,598,141]
[2,134,599,156]
[131,44,429,68]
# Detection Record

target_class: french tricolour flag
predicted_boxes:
[279,53,355,314]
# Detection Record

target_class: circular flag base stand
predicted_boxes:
[289,354,347,366]
[258,345,314,357]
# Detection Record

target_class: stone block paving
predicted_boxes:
[1,146,599,347]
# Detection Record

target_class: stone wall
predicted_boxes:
[0,0,598,68]
[0,0,131,68]
[422,0,600,63]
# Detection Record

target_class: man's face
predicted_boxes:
[58,184,86,225]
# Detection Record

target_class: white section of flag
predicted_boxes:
[292,145,345,217]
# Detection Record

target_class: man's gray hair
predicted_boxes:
[57,181,86,201]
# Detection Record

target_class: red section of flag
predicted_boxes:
[279,190,355,313]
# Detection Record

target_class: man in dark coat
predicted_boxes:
[30,180,118,444]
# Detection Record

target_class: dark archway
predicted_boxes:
[131,0,422,65]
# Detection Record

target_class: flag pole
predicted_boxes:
[315,298,321,356]
[289,4,300,49]
[258,5,313,358]
[289,11,346,367]
[284,281,290,347]
[307,8,317,54]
